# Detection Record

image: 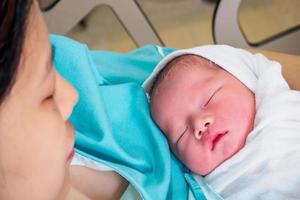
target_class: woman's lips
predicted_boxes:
[67,149,75,161]
[211,131,228,151]
[66,122,75,161]
[67,122,75,141]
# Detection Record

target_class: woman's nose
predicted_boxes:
[190,113,214,140]
[54,71,79,121]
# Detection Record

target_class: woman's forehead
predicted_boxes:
[12,1,51,94]
[22,1,48,56]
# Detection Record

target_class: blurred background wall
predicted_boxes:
[41,0,300,53]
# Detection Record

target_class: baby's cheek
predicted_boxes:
[220,138,239,159]
[235,102,255,134]
[177,139,210,175]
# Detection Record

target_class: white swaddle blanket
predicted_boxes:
[143,45,300,199]
[200,48,300,199]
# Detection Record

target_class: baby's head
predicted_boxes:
[148,54,255,176]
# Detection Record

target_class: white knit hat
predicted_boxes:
[142,45,278,94]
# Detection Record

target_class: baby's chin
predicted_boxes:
[190,144,246,176]
[177,152,221,176]
[189,163,218,176]
[187,152,233,176]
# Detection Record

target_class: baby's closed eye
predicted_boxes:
[175,126,188,147]
[203,87,222,107]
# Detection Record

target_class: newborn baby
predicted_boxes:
[148,54,255,175]
[143,45,300,199]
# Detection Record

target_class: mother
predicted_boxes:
[0,0,127,199]
[1,0,300,199]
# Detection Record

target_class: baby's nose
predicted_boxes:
[191,114,214,140]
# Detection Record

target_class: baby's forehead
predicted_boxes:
[150,55,221,98]
[169,54,220,71]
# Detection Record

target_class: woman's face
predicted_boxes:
[0,1,78,199]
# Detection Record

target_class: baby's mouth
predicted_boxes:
[211,131,228,151]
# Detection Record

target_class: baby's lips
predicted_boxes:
[210,130,228,151]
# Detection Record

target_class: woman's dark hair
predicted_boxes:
[0,0,33,103]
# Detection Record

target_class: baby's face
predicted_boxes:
[150,56,255,175]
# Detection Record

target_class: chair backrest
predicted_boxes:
[213,0,300,55]
[43,0,162,46]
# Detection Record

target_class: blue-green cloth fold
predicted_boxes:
[51,35,187,200]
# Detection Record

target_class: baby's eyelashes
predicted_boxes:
[203,86,222,107]
[175,126,188,146]
[203,94,213,107]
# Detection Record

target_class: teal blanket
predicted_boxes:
[51,35,215,200]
